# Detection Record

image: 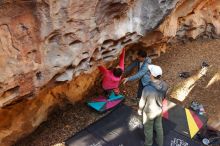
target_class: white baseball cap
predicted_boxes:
[148,65,162,77]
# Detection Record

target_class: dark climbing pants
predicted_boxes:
[144,115,163,146]
[137,81,144,99]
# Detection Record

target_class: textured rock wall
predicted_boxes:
[0,0,180,145]
[0,0,181,109]
[159,0,220,39]
[137,0,220,59]
[0,70,100,146]
[0,0,219,145]
[0,2,40,108]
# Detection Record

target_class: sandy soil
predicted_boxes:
[15,38,220,146]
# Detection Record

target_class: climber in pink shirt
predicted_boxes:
[98,48,125,95]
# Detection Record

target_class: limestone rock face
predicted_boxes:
[0,70,100,146]
[0,0,219,145]
[0,0,180,145]
[0,0,181,108]
[159,0,220,39]
[139,0,220,59]
[0,2,40,108]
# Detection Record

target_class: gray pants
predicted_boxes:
[144,115,163,146]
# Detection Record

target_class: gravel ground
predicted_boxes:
[152,38,220,123]
[15,38,220,146]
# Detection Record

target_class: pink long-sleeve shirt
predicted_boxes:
[98,48,125,90]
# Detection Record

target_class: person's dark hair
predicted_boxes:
[137,50,147,58]
[154,75,161,80]
[113,68,123,77]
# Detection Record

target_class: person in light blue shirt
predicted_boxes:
[123,50,151,99]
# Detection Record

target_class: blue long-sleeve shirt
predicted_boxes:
[125,57,152,86]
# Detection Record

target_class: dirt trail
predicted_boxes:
[15,39,220,146]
